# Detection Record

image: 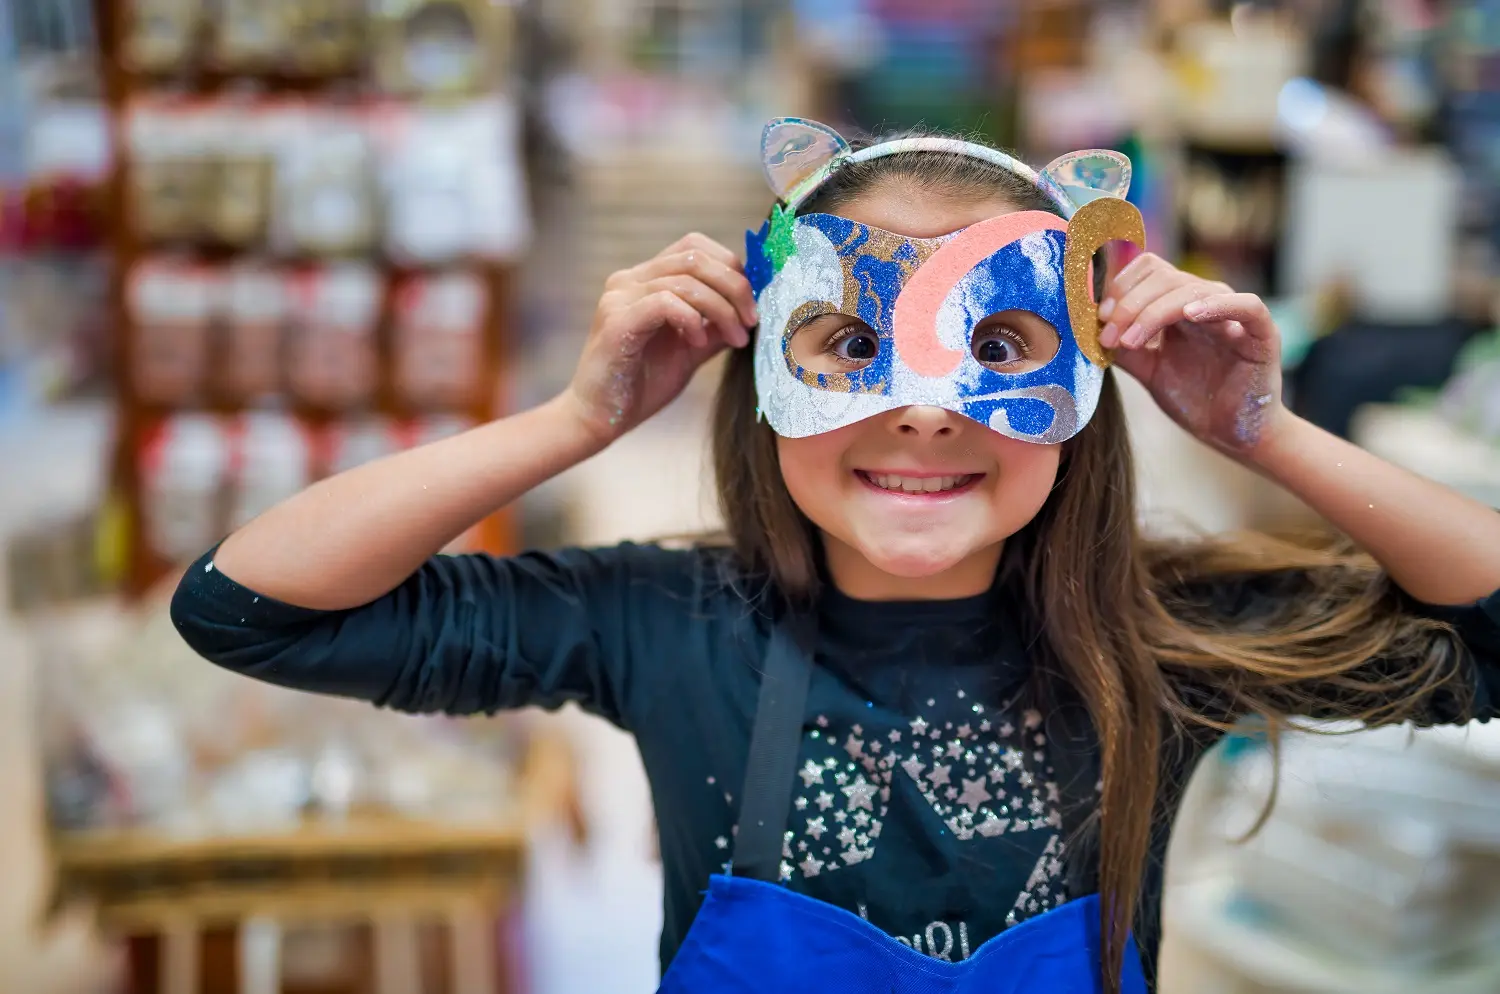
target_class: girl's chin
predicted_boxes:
[855,544,975,581]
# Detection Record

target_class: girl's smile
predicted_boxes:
[853,471,984,497]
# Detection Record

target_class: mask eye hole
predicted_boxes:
[972,311,1060,373]
[791,313,880,373]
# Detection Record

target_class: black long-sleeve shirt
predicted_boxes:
[171,542,1500,982]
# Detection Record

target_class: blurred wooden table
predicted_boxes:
[49,735,584,994]
[53,817,525,994]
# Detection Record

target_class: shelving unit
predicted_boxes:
[90,0,523,596]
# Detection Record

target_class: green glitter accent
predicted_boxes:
[766,203,798,274]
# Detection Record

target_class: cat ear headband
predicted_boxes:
[746,117,1146,444]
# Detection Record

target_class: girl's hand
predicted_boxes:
[563,232,758,444]
[1097,253,1286,456]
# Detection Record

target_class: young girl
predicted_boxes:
[173,119,1500,993]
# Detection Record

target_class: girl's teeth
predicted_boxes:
[869,473,971,494]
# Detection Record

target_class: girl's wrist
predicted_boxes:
[543,389,623,458]
[1237,406,1315,479]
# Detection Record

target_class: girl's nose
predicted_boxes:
[890,405,960,440]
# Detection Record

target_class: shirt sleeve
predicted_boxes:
[1166,570,1499,726]
[169,542,706,729]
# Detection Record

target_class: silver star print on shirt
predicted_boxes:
[842,775,877,812]
[766,687,1065,923]
[958,777,992,812]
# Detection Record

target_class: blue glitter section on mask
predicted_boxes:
[745,219,773,297]
[950,229,1081,438]
[785,213,905,394]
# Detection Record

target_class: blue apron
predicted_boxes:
[657,616,1149,994]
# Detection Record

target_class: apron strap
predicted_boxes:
[734,612,816,883]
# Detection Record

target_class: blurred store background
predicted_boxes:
[1,0,1499,992]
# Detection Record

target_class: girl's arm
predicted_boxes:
[214,397,603,610]
[212,232,756,611]
[172,232,756,726]
[1246,411,1500,606]
[1097,253,1500,607]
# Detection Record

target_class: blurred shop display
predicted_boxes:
[31,587,581,994]
[1166,722,1500,994]
[1281,147,1460,322]
[1346,325,1500,508]
[0,19,113,416]
[1438,0,1500,255]
[34,593,526,836]
[119,0,510,93]
[1437,325,1500,443]
[91,0,529,596]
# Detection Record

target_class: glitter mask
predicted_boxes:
[745,118,1146,443]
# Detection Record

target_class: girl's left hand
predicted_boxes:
[1096,253,1287,456]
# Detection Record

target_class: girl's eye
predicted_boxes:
[972,328,1029,367]
[827,326,879,365]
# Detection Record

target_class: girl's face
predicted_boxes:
[776,188,1063,600]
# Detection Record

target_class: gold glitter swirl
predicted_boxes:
[1064,197,1147,368]
[782,300,857,392]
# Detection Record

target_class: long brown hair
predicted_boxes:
[710,132,1472,991]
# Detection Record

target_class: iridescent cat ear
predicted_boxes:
[761,117,851,204]
[1041,150,1133,207]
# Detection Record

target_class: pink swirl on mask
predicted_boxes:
[892,211,1069,378]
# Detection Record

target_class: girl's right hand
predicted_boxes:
[563,232,758,444]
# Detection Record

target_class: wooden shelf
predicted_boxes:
[54,816,527,871]
[92,0,523,598]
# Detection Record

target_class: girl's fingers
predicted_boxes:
[665,231,741,271]
[1115,283,1229,349]
[643,275,746,348]
[1101,251,1171,307]
[1182,293,1275,340]
[636,252,758,330]
[615,290,710,351]
[1098,268,1193,348]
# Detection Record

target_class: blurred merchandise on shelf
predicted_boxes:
[1281,146,1461,322]
[370,0,512,97]
[0,48,112,415]
[793,0,1016,141]
[374,96,531,265]
[1177,144,1284,294]
[283,263,382,409]
[1167,722,1500,994]
[122,0,410,80]
[32,591,524,836]
[5,507,111,613]
[122,95,529,263]
[1170,16,1304,149]
[1290,317,1476,440]
[94,0,527,595]
[1437,0,1500,253]
[393,269,488,409]
[125,258,212,405]
[1436,325,1500,442]
[122,257,497,412]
